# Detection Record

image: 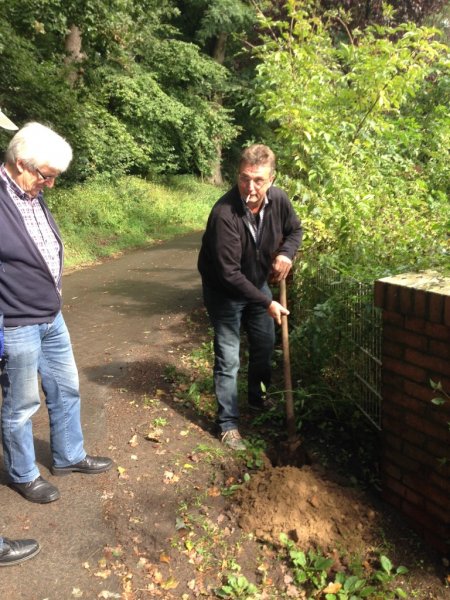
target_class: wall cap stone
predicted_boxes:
[378,271,450,295]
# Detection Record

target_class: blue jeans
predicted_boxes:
[203,284,275,432]
[1,311,85,483]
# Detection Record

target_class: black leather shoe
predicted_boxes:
[9,476,60,504]
[51,454,113,476]
[0,538,40,567]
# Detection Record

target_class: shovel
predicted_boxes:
[279,278,302,457]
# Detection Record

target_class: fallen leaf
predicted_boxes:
[160,577,179,590]
[137,557,148,568]
[151,569,163,584]
[98,592,121,599]
[159,553,171,563]
[117,466,127,478]
[128,434,138,447]
[145,428,163,443]
[72,588,83,598]
[187,579,196,590]
[130,454,138,461]
[323,582,342,594]
[207,487,221,497]
[94,570,111,579]
[179,430,189,436]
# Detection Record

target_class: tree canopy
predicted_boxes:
[0,0,238,180]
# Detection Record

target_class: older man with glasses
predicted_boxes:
[198,144,302,450]
[0,109,42,567]
[0,121,112,507]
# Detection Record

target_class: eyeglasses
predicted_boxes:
[238,174,271,189]
[35,167,57,181]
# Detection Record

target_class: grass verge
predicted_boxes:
[46,174,222,268]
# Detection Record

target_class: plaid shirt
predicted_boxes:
[0,165,61,284]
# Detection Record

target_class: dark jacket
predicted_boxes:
[0,176,63,326]
[198,184,302,307]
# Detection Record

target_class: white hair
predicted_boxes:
[5,122,73,172]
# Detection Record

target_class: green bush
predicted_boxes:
[252,1,450,279]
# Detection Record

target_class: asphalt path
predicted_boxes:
[0,232,203,599]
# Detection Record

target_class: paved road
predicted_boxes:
[0,232,203,599]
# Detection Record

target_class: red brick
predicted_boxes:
[428,292,445,324]
[403,441,438,468]
[382,449,418,472]
[413,289,427,319]
[405,413,449,443]
[404,487,426,507]
[405,316,426,333]
[425,438,450,461]
[425,499,449,523]
[426,487,450,514]
[381,487,403,510]
[399,392,428,416]
[382,324,427,350]
[383,310,405,327]
[382,430,404,452]
[403,380,433,402]
[401,286,416,314]
[401,499,435,529]
[381,371,404,390]
[403,471,428,492]
[386,286,401,312]
[405,348,450,377]
[428,339,450,359]
[424,322,450,342]
[381,399,404,422]
[383,474,408,498]
[430,471,450,494]
[382,357,427,383]
[445,296,450,327]
[426,420,450,444]
[382,339,404,359]
[383,462,403,481]
[401,426,426,446]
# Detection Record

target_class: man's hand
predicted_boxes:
[271,255,292,283]
[267,300,289,325]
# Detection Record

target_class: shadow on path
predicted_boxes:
[0,231,205,599]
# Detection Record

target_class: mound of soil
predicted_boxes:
[236,464,379,553]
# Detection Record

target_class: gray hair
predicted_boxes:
[239,144,276,176]
[5,122,73,172]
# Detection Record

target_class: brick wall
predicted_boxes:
[374,272,450,556]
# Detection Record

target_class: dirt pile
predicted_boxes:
[235,465,379,553]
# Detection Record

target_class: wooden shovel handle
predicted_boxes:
[279,279,297,442]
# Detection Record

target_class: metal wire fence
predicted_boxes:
[292,262,382,430]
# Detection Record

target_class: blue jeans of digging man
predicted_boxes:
[0,311,86,483]
[203,284,275,432]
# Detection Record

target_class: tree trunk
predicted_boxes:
[207,32,228,186]
[64,24,86,85]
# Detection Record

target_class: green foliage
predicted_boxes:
[216,573,258,599]
[0,0,237,180]
[280,533,408,599]
[252,1,450,279]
